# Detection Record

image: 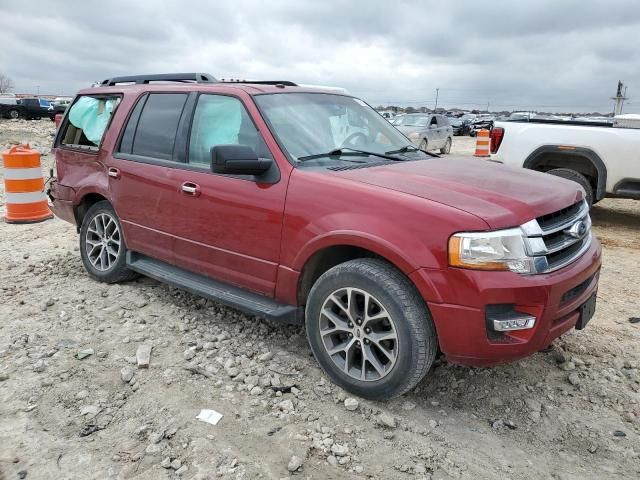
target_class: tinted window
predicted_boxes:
[119,95,147,154]
[430,116,438,126]
[188,94,271,166]
[131,93,187,160]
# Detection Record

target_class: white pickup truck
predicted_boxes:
[489,115,640,206]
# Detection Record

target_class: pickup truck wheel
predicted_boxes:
[9,109,19,119]
[305,258,437,400]
[440,137,452,154]
[79,201,138,283]
[419,139,428,151]
[547,168,594,207]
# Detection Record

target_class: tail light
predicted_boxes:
[490,127,504,154]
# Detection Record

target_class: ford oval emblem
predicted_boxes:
[565,220,588,239]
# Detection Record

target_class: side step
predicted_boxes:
[126,252,303,325]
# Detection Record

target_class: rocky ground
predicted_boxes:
[0,120,639,480]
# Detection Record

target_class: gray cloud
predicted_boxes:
[1,0,638,113]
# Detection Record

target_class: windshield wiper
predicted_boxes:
[297,148,405,163]
[386,144,440,158]
[297,149,370,163]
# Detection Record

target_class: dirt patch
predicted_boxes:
[1,120,639,479]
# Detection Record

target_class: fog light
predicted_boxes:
[491,314,536,332]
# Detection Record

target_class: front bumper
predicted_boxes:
[413,238,601,366]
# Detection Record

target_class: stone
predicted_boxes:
[161,457,172,468]
[170,459,182,470]
[32,360,45,373]
[76,390,89,400]
[121,366,134,383]
[250,386,263,395]
[344,397,359,411]
[401,400,416,411]
[331,443,349,456]
[327,455,338,466]
[278,399,295,412]
[258,351,274,362]
[175,465,188,476]
[183,349,195,361]
[377,412,396,428]
[136,344,152,368]
[568,373,580,386]
[287,455,303,472]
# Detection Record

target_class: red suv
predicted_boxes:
[49,73,601,399]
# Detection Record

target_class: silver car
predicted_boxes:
[393,113,453,154]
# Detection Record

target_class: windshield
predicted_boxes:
[254,93,415,162]
[394,115,429,127]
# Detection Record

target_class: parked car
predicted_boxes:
[49,73,601,400]
[393,113,453,153]
[0,97,56,120]
[468,116,496,136]
[449,117,472,136]
[490,115,640,206]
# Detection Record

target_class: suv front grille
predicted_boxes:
[522,200,592,274]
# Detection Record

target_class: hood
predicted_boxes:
[334,157,584,229]
[396,125,425,135]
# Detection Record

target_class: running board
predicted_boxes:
[126,252,303,325]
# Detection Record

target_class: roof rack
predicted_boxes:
[220,79,298,87]
[100,73,217,86]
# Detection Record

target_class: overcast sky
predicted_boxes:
[1,0,639,113]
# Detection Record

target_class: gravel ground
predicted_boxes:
[1,120,639,480]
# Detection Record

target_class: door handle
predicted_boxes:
[108,167,121,179]
[181,182,201,197]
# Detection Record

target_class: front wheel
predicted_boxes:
[440,137,452,154]
[419,139,428,151]
[305,259,437,400]
[9,109,19,119]
[79,201,138,283]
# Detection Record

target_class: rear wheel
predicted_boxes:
[440,137,452,154]
[9,109,19,119]
[547,168,594,207]
[419,139,428,151]
[305,258,437,400]
[79,201,138,283]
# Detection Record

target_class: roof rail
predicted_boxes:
[220,79,298,87]
[100,73,217,86]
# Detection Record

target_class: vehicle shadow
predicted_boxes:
[590,203,640,230]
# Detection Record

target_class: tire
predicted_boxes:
[305,258,437,400]
[9,109,19,119]
[419,139,428,151]
[440,137,452,154]
[546,168,594,207]
[469,129,476,137]
[79,201,138,283]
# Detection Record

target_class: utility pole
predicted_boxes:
[611,80,628,116]
[434,88,439,112]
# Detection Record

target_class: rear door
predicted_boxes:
[437,115,451,142]
[428,115,443,148]
[109,92,190,265]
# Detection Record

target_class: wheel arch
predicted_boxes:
[294,233,434,307]
[523,146,607,201]
[74,191,110,231]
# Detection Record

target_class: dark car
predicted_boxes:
[449,118,472,136]
[0,98,56,120]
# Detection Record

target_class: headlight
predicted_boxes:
[448,228,534,274]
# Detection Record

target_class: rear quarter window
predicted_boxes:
[59,95,121,151]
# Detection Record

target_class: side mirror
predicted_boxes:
[211,145,272,176]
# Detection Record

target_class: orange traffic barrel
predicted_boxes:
[474,129,491,157]
[1,144,53,223]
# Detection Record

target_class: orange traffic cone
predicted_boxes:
[474,129,490,157]
[1,144,53,223]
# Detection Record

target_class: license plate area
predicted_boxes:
[576,293,597,330]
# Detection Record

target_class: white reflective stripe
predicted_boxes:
[2,167,43,180]
[5,191,47,204]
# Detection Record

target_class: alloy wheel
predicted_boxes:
[319,287,399,381]
[85,213,121,271]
